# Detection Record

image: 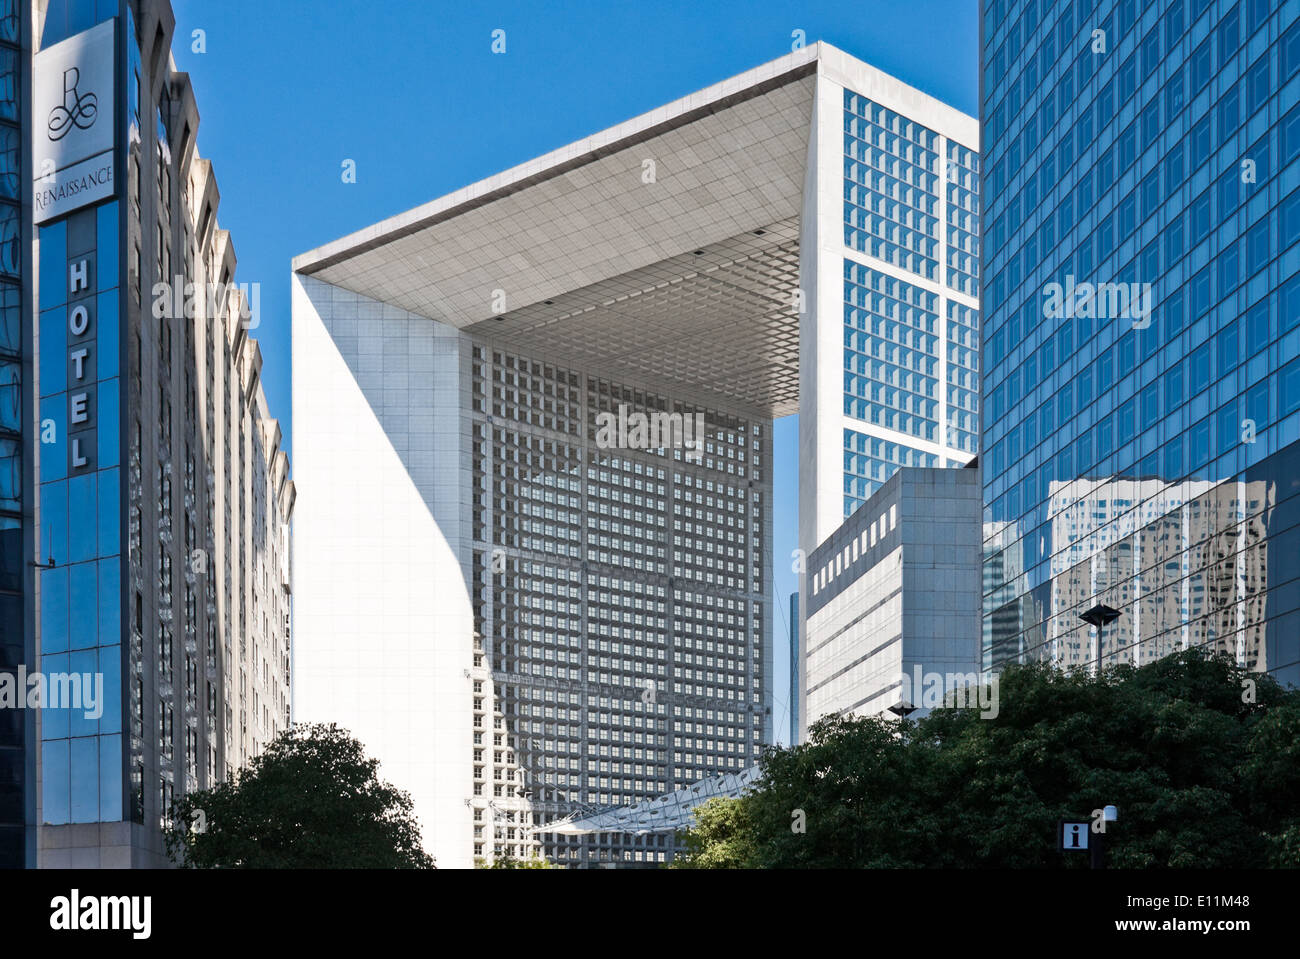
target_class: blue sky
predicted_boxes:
[169,0,979,744]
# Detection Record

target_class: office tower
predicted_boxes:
[2,0,293,868]
[803,467,981,729]
[980,0,1298,685]
[788,591,799,744]
[800,52,980,544]
[798,51,980,749]
[292,42,977,867]
[0,0,31,869]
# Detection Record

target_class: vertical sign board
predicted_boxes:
[32,18,116,226]
[66,252,95,474]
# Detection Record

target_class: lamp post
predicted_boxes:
[1092,804,1118,869]
[887,700,917,733]
[1080,604,1121,670]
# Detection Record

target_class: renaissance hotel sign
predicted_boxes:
[33,19,116,225]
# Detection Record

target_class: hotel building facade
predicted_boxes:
[1,0,292,868]
[292,42,977,866]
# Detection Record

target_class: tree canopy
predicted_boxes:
[673,651,1300,868]
[477,855,558,869]
[164,722,434,868]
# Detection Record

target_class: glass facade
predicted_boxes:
[844,426,938,504]
[843,263,941,441]
[841,90,981,516]
[845,92,941,278]
[39,0,119,48]
[948,300,981,452]
[981,0,1300,686]
[0,0,21,868]
[37,202,124,827]
[947,141,983,297]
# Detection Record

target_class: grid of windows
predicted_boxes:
[843,91,941,278]
[0,0,20,867]
[469,345,769,866]
[981,0,1300,684]
[840,86,980,522]
[843,261,940,439]
[843,427,937,515]
[946,140,982,296]
[947,301,980,453]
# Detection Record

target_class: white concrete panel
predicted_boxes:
[291,275,473,867]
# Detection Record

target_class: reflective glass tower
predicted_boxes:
[0,0,29,870]
[980,0,1300,686]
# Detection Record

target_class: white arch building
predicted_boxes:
[291,42,978,867]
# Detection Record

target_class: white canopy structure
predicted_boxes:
[536,766,763,836]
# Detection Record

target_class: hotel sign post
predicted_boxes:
[32,18,116,224]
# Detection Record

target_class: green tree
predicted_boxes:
[478,854,558,869]
[164,723,434,868]
[670,796,757,868]
[676,651,1300,868]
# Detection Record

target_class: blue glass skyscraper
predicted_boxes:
[981,0,1300,685]
[0,0,29,869]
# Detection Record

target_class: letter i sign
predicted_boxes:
[1060,820,1090,851]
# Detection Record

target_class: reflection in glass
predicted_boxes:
[39,566,67,654]
[0,282,17,355]
[41,740,70,825]
[39,221,66,310]
[70,736,97,821]
[68,474,96,564]
[0,203,16,278]
[0,514,16,590]
[0,357,17,433]
[97,558,120,648]
[0,0,16,45]
[99,733,122,820]
[38,0,114,48]
[97,204,119,291]
[97,467,119,555]
[68,648,97,737]
[40,652,68,739]
[0,125,14,201]
[0,438,16,511]
[41,480,68,565]
[0,48,13,122]
[98,380,119,468]
[69,561,97,651]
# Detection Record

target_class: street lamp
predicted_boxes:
[1079,604,1121,628]
[887,700,917,722]
[1092,804,1119,869]
[1080,605,1122,671]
